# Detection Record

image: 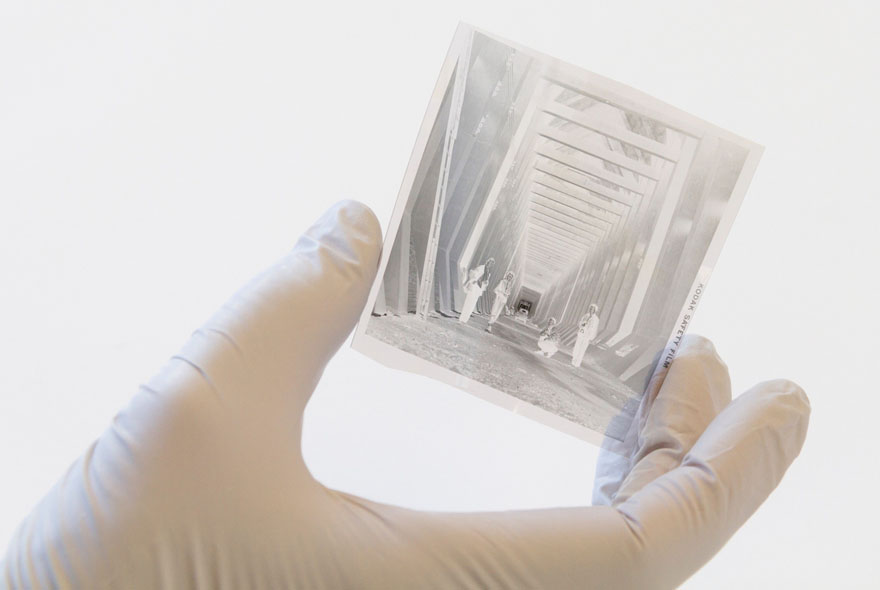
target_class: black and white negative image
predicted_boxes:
[355,25,761,444]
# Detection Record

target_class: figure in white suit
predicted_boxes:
[486,271,515,333]
[458,258,494,324]
[571,304,600,368]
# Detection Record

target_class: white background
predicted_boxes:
[1,1,877,587]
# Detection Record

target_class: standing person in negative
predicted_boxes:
[458,257,494,324]
[486,271,515,333]
[571,304,600,367]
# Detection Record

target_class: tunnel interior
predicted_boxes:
[377,30,749,391]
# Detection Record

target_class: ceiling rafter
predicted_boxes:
[532,175,628,217]
[534,145,646,193]
[539,128,661,180]
[542,101,680,162]
[529,192,615,232]
[529,201,607,239]
[531,185,621,225]
[534,159,639,207]
[527,213,598,244]
[526,222,594,248]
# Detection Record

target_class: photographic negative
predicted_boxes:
[353,24,762,446]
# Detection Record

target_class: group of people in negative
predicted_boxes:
[457,258,600,368]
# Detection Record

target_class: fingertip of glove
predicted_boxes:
[674,335,728,375]
[755,378,811,416]
[305,200,383,273]
[677,334,718,357]
[763,379,812,461]
[332,200,383,251]
[734,379,811,457]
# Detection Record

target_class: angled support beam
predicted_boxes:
[559,250,592,324]
[605,136,700,346]
[416,32,474,319]
[458,78,552,272]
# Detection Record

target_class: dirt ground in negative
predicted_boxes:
[365,312,640,439]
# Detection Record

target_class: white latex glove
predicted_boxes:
[2,201,810,589]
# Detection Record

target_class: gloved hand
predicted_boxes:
[1,201,809,589]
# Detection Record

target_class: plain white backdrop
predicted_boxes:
[1,1,877,587]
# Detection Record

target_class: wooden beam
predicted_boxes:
[529,211,600,244]
[527,225,594,254]
[527,224,593,250]
[542,101,680,162]
[529,192,614,232]
[526,250,573,270]
[534,159,638,206]
[539,127,662,180]
[527,237,584,260]
[526,250,584,273]
[416,34,474,319]
[532,173,628,216]
[534,145,647,193]
[528,213,599,244]
[525,254,565,269]
[528,231,582,254]
[529,201,606,239]
[532,178,626,219]
[542,67,705,139]
[457,78,550,279]
[605,136,700,346]
[524,257,564,274]
[531,184,622,223]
